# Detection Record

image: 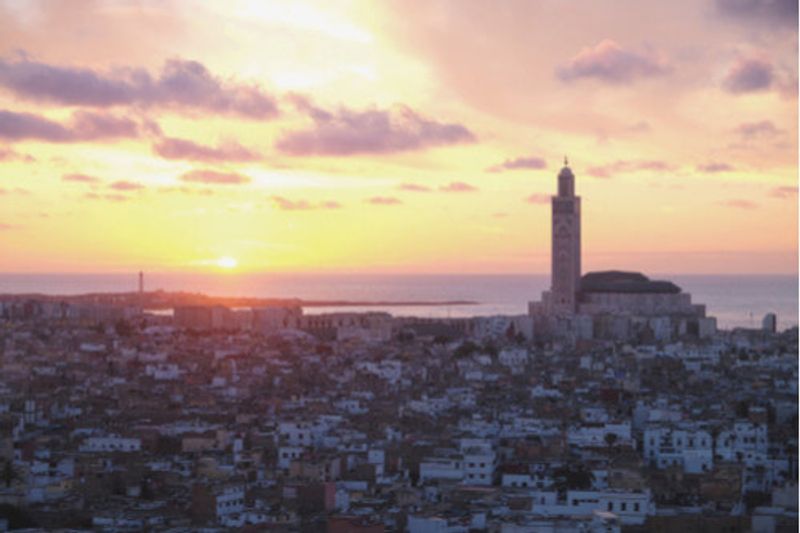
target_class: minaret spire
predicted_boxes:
[550,160,581,315]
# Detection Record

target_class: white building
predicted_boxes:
[419,457,463,483]
[407,513,485,533]
[716,421,768,463]
[498,348,529,373]
[530,489,653,526]
[145,363,181,380]
[643,425,713,473]
[277,446,304,470]
[581,407,610,424]
[278,421,321,447]
[355,360,403,383]
[567,423,633,448]
[79,436,141,453]
[214,485,245,521]
[460,439,496,486]
[252,306,302,333]
[367,448,386,479]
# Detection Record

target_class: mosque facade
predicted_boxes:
[529,160,717,343]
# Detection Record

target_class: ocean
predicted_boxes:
[0,273,796,331]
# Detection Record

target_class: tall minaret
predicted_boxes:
[549,157,581,315]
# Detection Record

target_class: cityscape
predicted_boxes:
[0,1,797,532]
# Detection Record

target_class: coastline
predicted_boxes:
[0,290,478,310]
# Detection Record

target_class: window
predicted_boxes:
[607,502,613,511]
[621,502,626,511]
[634,503,640,512]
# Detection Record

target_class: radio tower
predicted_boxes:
[138,271,144,295]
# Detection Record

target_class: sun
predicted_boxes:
[216,256,238,269]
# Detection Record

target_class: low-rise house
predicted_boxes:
[643,425,713,473]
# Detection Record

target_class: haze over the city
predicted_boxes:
[0,0,796,275]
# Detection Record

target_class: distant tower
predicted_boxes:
[138,271,144,295]
[550,157,581,315]
[762,312,777,333]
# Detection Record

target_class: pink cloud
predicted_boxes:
[109,180,144,191]
[525,193,550,204]
[487,155,547,173]
[0,109,138,142]
[62,173,101,183]
[719,199,758,209]
[587,159,675,178]
[180,169,251,185]
[723,56,774,93]
[158,186,216,196]
[735,120,783,139]
[398,183,432,192]
[717,0,798,29]
[439,181,477,192]
[276,103,475,156]
[153,137,259,163]
[697,162,735,173]
[0,147,34,162]
[770,186,798,198]
[84,192,129,202]
[270,196,341,211]
[0,58,279,119]
[367,196,402,205]
[557,39,670,83]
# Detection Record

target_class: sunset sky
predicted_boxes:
[0,0,796,275]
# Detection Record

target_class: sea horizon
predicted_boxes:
[0,272,795,331]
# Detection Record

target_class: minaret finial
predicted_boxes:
[564,155,569,167]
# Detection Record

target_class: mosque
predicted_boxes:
[528,159,717,343]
